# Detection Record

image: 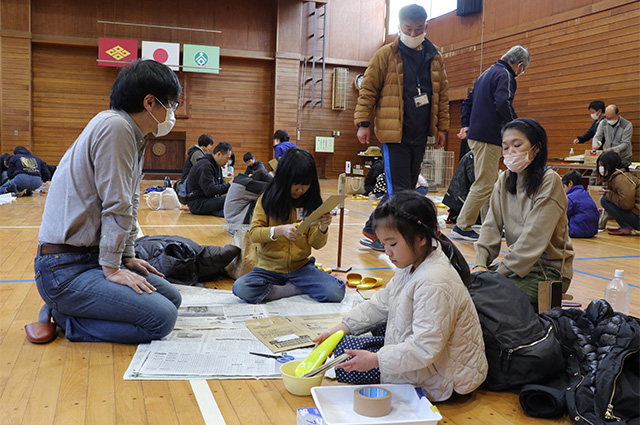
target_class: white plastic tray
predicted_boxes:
[311,384,442,425]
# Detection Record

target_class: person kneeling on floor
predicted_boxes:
[471,118,575,307]
[185,141,233,217]
[27,59,183,344]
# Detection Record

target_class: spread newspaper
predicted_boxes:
[123,285,362,380]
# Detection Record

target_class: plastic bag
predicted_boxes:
[146,187,181,210]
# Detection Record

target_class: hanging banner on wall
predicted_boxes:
[183,44,220,74]
[98,38,138,67]
[141,41,180,71]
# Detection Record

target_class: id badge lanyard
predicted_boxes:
[414,75,429,108]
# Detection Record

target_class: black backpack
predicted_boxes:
[469,271,564,390]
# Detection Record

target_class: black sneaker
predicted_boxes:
[451,225,479,241]
[360,238,385,252]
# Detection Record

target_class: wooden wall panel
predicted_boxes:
[0,0,30,32]
[32,44,116,162]
[273,58,300,139]
[297,64,377,179]
[324,0,387,63]
[32,44,274,166]
[1,37,32,153]
[31,0,277,53]
[430,1,640,162]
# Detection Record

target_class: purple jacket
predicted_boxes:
[566,185,599,238]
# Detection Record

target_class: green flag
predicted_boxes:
[183,44,220,74]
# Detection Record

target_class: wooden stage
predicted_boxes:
[0,179,638,425]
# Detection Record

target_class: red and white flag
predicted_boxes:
[141,41,180,71]
[98,38,138,67]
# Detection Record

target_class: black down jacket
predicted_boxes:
[134,235,240,285]
[520,300,640,424]
[443,150,475,218]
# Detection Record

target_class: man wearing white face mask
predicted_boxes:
[354,3,450,251]
[452,45,530,241]
[592,104,633,163]
[27,60,183,345]
[572,100,605,146]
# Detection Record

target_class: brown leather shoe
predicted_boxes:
[25,322,57,344]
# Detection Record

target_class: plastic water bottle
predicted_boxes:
[604,270,630,314]
[569,148,575,156]
[164,176,171,189]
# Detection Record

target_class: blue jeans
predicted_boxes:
[232,258,345,304]
[0,173,42,194]
[34,251,181,343]
[601,196,640,230]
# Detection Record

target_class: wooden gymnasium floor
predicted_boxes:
[1,178,638,425]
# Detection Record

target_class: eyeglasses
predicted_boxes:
[167,100,180,111]
[155,96,180,112]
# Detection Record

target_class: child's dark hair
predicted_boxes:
[261,148,322,222]
[596,151,627,184]
[561,170,583,188]
[372,191,471,287]
[502,118,548,198]
[243,152,254,163]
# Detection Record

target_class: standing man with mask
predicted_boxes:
[593,105,633,163]
[452,46,530,241]
[26,60,183,345]
[573,100,606,147]
[354,3,450,251]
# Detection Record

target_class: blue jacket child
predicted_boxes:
[563,171,599,238]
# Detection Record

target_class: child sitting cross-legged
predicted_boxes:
[232,148,345,303]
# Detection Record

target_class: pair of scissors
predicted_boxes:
[249,352,295,363]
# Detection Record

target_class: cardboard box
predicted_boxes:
[588,185,604,209]
[584,150,602,164]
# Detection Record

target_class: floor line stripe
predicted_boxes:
[583,238,640,252]
[190,380,227,425]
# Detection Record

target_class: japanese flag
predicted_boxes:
[141,41,180,71]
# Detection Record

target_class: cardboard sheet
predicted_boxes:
[296,195,347,235]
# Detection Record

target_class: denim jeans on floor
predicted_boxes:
[34,251,181,343]
[232,258,345,304]
[600,196,640,230]
[0,173,42,194]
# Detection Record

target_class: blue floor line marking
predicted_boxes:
[348,210,370,218]
[0,279,35,283]
[574,255,640,260]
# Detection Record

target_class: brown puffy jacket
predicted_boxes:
[354,37,450,143]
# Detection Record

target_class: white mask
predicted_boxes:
[149,98,176,137]
[503,147,535,174]
[599,166,605,175]
[590,113,599,120]
[399,29,425,49]
[607,119,618,126]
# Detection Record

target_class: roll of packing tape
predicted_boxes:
[353,386,392,417]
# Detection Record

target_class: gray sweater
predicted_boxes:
[475,169,574,280]
[593,116,633,162]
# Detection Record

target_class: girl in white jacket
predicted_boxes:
[315,191,487,401]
